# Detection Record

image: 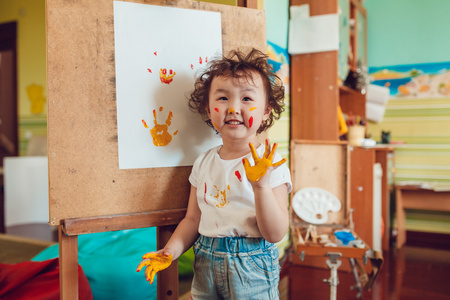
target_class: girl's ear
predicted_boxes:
[263,105,272,121]
[205,103,211,118]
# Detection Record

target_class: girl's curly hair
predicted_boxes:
[188,48,285,134]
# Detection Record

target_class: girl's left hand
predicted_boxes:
[242,139,286,183]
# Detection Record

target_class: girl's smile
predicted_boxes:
[207,72,270,144]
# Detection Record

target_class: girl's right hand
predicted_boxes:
[136,250,173,284]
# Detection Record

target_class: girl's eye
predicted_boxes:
[242,97,252,102]
[218,97,228,101]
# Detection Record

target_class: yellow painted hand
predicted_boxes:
[136,253,173,284]
[242,139,287,182]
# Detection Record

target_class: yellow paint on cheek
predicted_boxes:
[250,107,257,111]
[213,122,220,129]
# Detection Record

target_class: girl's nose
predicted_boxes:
[228,108,239,115]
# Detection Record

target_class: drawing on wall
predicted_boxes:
[114,1,222,169]
[27,84,46,114]
[370,61,450,98]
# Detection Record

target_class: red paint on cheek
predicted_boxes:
[235,170,242,182]
[214,108,219,113]
[249,116,254,128]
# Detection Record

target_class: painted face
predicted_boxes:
[207,72,270,142]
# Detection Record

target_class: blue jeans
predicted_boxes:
[191,235,280,300]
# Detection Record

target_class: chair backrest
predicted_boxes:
[4,156,48,227]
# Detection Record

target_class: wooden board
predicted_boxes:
[290,140,350,226]
[46,0,266,226]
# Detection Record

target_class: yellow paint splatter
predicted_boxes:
[250,107,257,111]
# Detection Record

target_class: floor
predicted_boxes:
[3,224,450,300]
[282,245,450,300]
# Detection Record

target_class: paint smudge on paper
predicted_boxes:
[147,68,152,73]
[159,68,176,84]
[154,51,157,56]
[199,57,203,64]
[142,107,177,147]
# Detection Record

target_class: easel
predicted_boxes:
[46,1,265,299]
[58,210,185,299]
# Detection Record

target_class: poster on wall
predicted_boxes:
[267,41,290,93]
[369,61,450,99]
[114,1,223,169]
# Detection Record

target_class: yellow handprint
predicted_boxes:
[136,253,173,285]
[142,107,178,147]
[242,139,287,182]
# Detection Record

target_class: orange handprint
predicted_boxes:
[242,139,287,182]
[142,107,178,147]
[136,253,173,285]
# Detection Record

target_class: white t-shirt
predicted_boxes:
[189,144,292,238]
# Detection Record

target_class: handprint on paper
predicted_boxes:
[242,139,287,182]
[159,68,176,84]
[142,107,178,147]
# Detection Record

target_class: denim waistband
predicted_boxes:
[195,235,276,256]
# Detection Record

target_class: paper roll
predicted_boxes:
[366,102,386,123]
[366,84,390,105]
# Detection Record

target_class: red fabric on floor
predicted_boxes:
[0,258,92,300]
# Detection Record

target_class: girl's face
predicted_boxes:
[207,72,270,143]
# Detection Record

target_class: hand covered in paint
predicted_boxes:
[242,139,287,182]
[136,252,173,284]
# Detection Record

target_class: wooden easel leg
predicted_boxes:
[157,225,178,300]
[59,224,78,300]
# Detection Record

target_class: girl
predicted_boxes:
[138,48,292,299]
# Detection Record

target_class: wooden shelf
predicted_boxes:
[339,85,360,95]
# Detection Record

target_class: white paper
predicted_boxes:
[288,14,339,55]
[366,84,390,105]
[366,102,386,123]
[114,1,223,169]
[290,4,310,19]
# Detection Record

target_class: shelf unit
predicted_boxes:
[290,0,368,141]
[289,0,375,248]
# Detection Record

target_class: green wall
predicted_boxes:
[265,0,289,49]
[365,0,450,66]
[364,0,450,234]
